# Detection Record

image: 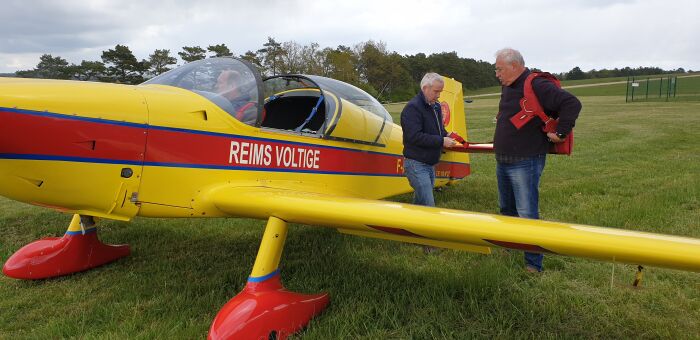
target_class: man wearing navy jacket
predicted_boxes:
[401,72,457,208]
[493,48,582,272]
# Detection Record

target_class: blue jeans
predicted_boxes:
[496,155,547,271]
[404,158,436,206]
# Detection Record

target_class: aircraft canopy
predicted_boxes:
[144,58,393,145]
[144,58,262,126]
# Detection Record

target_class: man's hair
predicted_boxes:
[495,48,525,66]
[420,72,444,89]
[219,69,241,87]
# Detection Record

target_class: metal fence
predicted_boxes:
[626,74,700,102]
[625,76,676,102]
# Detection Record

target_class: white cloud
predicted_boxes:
[1,0,698,73]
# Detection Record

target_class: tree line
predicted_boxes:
[12,37,692,102]
[11,38,496,102]
[563,66,690,80]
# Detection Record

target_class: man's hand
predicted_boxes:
[546,132,564,143]
[443,137,458,148]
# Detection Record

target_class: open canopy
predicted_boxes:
[144,58,393,145]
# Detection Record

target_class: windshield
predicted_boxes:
[143,58,261,126]
[263,76,318,98]
[306,75,391,122]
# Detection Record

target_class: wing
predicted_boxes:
[206,186,700,272]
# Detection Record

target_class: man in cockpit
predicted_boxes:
[215,69,257,125]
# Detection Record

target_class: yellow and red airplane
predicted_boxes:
[1,57,699,339]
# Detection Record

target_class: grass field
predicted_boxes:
[2,87,700,338]
[464,72,700,100]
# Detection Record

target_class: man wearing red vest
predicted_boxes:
[493,48,582,272]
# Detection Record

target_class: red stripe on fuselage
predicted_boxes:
[435,161,470,178]
[0,108,469,178]
[145,128,403,175]
[145,127,469,177]
[0,109,146,163]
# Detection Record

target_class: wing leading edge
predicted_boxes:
[207,186,700,272]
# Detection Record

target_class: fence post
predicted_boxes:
[673,76,677,98]
[645,77,649,100]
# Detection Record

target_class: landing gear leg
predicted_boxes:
[208,216,330,340]
[632,265,644,287]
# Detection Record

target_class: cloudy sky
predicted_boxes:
[1,0,697,74]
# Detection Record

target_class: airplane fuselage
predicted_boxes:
[0,78,469,221]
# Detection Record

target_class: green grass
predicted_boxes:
[2,92,700,338]
[462,76,639,97]
[464,73,700,100]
